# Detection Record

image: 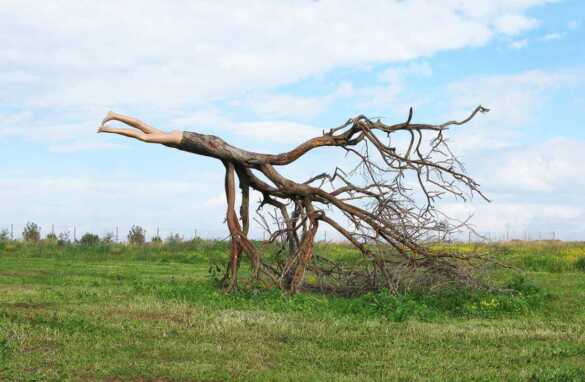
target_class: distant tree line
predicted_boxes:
[0,222,192,246]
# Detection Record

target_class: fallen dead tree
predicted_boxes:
[98,105,489,293]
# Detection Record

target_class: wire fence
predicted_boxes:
[0,222,559,244]
[442,230,558,244]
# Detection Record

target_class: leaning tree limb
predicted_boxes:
[98,106,490,293]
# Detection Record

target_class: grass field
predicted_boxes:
[1,240,584,381]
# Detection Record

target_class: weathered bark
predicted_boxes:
[99,106,490,293]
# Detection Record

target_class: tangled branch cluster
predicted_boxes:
[99,106,490,294]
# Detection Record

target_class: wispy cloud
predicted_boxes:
[541,32,563,41]
[494,14,539,35]
[48,141,126,153]
[172,109,320,144]
[568,20,580,30]
[0,1,547,110]
[510,39,529,49]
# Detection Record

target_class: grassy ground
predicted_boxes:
[0,241,584,381]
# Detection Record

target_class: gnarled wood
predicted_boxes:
[98,106,489,293]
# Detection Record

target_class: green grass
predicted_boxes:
[1,241,585,381]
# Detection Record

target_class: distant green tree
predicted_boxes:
[57,231,71,246]
[23,222,41,242]
[151,235,162,244]
[165,233,183,246]
[101,232,115,244]
[128,225,145,245]
[0,229,9,241]
[80,233,100,246]
[46,232,58,242]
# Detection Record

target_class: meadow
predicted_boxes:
[0,239,584,381]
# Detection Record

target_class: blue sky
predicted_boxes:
[1,0,584,240]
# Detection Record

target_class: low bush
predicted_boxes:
[575,257,585,272]
[79,233,100,246]
[46,232,58,242]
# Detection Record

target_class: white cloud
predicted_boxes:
[205,193,227,208]
[48,141,126,153]
[481,138,585,193]
[234,121,320,143]
[445,69,583,153]
[442,201,584,240]
[171,108,225,128]
[423,68,585,240]
[0,176,229,239]
[0,111,109,150]
[327,62,435,112]
[510,39,529,49]
[542,32,563,41]
[379,61,433,83]
[494,14,539,35]
[172,108,321,143]
[0,1,548,110]
[245,94,328,119]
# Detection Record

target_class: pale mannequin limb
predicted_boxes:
[102,111,163,134]
[98,111,182,145]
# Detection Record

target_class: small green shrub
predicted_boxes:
[79,233,100,246]
[46,232,58,242]
[505,274,540,294]
[575,257,585,272]
[363,291,427,322]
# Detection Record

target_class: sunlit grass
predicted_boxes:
[1,240,584,381]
